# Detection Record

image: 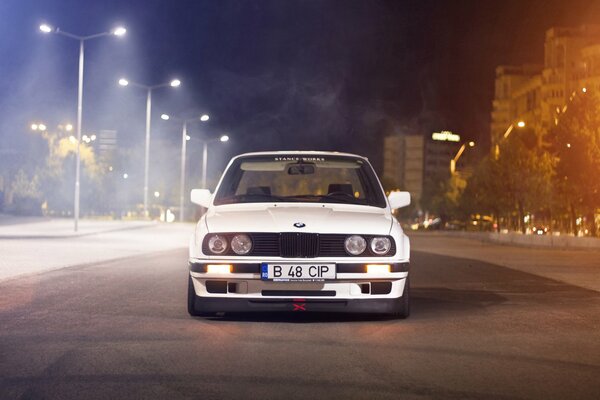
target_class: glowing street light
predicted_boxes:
[220,135,229,142]
[516,120,526,128]
[160,114,170,120]
[200,114,209,122]
[39,24,53,33]
[39,21,126,232]
[112,27,127,36]
[117,77,181,217]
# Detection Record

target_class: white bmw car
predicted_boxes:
[188,151,412,317]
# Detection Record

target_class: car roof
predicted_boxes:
[231,151,368,161]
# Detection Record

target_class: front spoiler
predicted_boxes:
[191,295,405,314]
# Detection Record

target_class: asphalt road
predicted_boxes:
[1,248,599,400]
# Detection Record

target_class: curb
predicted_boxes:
[409,230,600,251]
[0,222,158,240]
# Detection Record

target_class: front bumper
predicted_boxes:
[189,261,409,313]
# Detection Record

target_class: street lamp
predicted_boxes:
[161,113,214,222]
[118,78,181,217]
[202,133,228,191]
[40,22,126,232]
[450,141,475,174]
[494,120,525,159]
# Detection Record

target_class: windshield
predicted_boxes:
[213,155,387,207]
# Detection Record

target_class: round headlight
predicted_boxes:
[208,235,228,254]
[370,237,391,255]
[231,234,252,255]
[345,235,367,255]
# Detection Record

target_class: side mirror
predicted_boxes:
[190,189,212,208]
[388,191,411,209]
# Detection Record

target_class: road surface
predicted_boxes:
[1,243,599,399]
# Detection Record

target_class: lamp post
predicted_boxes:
[118,78,181,217]
[40,23,126,232]
[201,133,229,190]
[160,113,217,222]
[495,120,525,159]
[450,141,475,174]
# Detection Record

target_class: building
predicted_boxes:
[383,134,424,205]
[490,25,600,147]
[383,131,466,209]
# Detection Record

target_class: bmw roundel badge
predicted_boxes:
[293,222,306,228]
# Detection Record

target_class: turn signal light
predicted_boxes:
[366,264,391,274]
[207,264,232,274]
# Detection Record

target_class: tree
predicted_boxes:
[548,91,600,236]
[495,129,555,233]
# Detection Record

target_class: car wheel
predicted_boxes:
[393,276,410,319]
[187,275,215,317]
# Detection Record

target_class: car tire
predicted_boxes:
[187,275,215,317]
[393,276,410,319]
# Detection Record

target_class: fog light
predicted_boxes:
[207,264,232,274]
[366,264,391,274]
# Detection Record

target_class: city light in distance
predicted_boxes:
[200,114,210,122]
[170,79,181,87]
[432,131,460,142]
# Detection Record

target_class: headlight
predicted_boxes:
[344,235,366,255]
[231,234,252,255]
[370,237,391,255]
[208,234,228,254]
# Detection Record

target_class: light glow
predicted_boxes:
[113,27,127,36]
[186,135,191,141]
[39,24,53,33]
[160,114,170,120]
[366,264,391,274]
[170,79,181,87]
[38,124,47,131]
[220,135,229,142]
[582,87,587,93]
[65,124,73,131]
[468,141,475,147]
[200,114,210,122]
[517,121,526,128]
[154,191,160,198]
[207,264,232,274]
[31,124,38,130]
[118,78,129,86]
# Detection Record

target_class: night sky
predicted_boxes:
[2,0,600,177]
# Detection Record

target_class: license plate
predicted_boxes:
[261,263,336,281]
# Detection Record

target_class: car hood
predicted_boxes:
[205,203,393,235]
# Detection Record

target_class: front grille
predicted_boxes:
[280,233,319,258]
[202,233,396,257]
